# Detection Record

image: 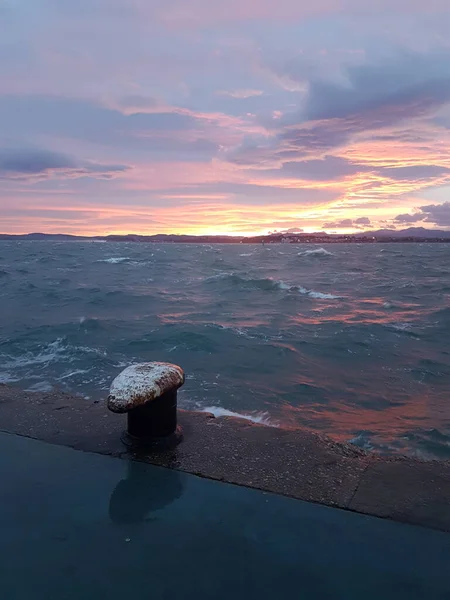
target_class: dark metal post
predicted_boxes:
[127,389,178,440]
[107,362,185,450]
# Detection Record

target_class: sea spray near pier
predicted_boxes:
[0,241,449,460]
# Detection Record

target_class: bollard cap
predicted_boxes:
[107,362,185,414]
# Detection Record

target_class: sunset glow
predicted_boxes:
[1,1,450,235]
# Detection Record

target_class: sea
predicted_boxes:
[0,241,449,460]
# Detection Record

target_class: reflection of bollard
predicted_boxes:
[109,461,184,524]
[107,362,185,449]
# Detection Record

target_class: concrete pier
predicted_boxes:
[0,383,449,532]
[2,430,449,600]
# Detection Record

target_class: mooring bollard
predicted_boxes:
[107,362,185,448]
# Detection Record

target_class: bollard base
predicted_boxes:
[126,390,178,439]
[120,425,183,452]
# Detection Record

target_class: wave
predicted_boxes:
[390,322,413,332]
[297,286,341,299]
[0,371,20,384]
[200,406,276,426]
[205,272,283,291]
[204,323,251,338]
[204,272,340,298]
[348,428,450,460]
[0,269,9,277]
[239,253,254,257]
[0,337,107,371]
[0,338,69,369]
[403,428,450,460]
[26,381,54,392]
[298,247,333,257]
[348,433,374,451]
[78,316,106,331]
[97,257,130,264]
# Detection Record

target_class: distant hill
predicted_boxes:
[1,228,450,242]
[357,227,450,239]
[0,233,93,240]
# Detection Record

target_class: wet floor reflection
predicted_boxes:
[109,461,183,524]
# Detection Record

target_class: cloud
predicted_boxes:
[223,50,450,213]
[241,51,450,166]
[246,156,371,181]
[322,217,371,229]
[280,227,304,233]
[115,95,160,114]
[394,212,425,223]
[420,202,450,226]
[0,95,263,163]
[2,2,450,235]
[380,165,450,181]
[217,89,264,99]
[0,95,198,148]
[322,218,354,229]
[355,217,371,225]
[395,202,450,227]
[303,52,450,122]
[0,148,130,181]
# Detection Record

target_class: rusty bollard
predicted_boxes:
[107,362,185,449]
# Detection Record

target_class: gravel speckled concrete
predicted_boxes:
[1,384,449,532]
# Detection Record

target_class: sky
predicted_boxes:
[1,0,450,236]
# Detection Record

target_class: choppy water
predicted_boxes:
[1,241,449,460]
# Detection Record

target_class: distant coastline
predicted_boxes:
[1,227,450,244]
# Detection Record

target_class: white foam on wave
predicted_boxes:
[57,368,93,381]
[348,433,374,451]
[274,280,341,299]
[239,253,254,257]
[297,286,341,299]
[204,323,255,340]
[26,381,54,393]
[0,372,20,384]
[276,281,291,291]
[99,257,130,264]
[0,338,106,371]
[1,338,68,369]
[298,247,334,257]
[202,270,341,299]
[204,272,341,299]
[391,322,412,331]
[200,406,277,427]
[204,271,231,282]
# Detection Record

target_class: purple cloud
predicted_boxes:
[0,148,129,181]
[322,217,371,229]
[396,202,450,227]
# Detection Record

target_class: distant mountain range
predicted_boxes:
[1,227,450,242]
[355,227,450,239]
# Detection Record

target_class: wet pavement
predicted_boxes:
[1,384,449,532]
[0,432,449,599]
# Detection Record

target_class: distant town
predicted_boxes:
[1,227,450,244]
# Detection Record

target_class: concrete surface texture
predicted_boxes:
[0,432,449,600]
[0,384,449,532]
